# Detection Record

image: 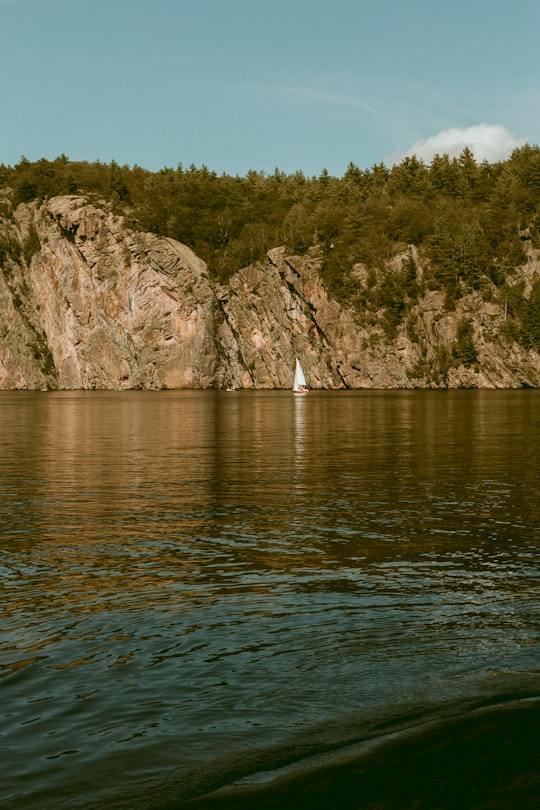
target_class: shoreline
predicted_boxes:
[175,699,540,809]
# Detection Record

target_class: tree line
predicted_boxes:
[1,145,540,350]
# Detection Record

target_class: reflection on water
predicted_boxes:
[1,390,539,808]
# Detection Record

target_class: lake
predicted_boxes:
[1,390,539,808]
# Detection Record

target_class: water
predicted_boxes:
[1,390,539,808]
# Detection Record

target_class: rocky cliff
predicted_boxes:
[0,192,539,389]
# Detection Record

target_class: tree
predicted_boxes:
[429,153,461,196]
[520,278,540,349]
[109,161,131,203]
[389,156,429,196]
[457,147,478,198]
[403,248,419,300]
[453,317,478,366]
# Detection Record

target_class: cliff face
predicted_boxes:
[0,193,539,389]
[0,194,218,390]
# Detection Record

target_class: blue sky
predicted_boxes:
[1,0,539,176]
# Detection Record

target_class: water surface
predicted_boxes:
[1,390,539,807]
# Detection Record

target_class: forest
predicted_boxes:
[1,145,540,351]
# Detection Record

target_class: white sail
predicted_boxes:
[293,358,308,393]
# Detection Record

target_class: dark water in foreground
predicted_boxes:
[1,390,539,808]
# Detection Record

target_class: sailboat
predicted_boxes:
[293,357,309,394]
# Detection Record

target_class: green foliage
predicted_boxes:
[426,208,492,298]
[109,161,131,205]
[499,317,520,344]
[436,344,453,378]
[22,224,41,265]
[0,231,21,266]
[2,147,540,344]
[320,243,362,306]
[519,279,540,350]
[402,248,419,300]
[508,144,540,211]
[453,317,478,366]
[496,278,540,350]
[377,273,406,338]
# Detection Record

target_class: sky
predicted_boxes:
[1,0,539,177]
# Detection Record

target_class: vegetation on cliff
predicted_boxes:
[1,145,540,361]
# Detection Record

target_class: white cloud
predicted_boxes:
[395,124,526,165]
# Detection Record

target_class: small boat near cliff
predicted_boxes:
[293,358,309,394]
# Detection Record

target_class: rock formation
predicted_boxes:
[0,192,539,389]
